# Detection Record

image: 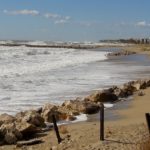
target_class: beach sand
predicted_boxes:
[0,87,150,150]
[0,44,150,150]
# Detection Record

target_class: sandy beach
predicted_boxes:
[1,86,150,150]
[0,44,149,150]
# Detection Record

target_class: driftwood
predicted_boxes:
[16,139,43,147]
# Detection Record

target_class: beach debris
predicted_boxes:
[16,139,43,147]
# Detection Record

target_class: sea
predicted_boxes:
[0,41,150,115]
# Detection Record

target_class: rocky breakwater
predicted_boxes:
[107,50,136,57]
[0,78,150,145]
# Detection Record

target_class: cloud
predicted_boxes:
[136,21,150,27]
[3,9,71,24]
[3,9,40,16]
[44,12,71,24]
[77,21,92,27]
[54,19,68,24]
[44,13,60,19]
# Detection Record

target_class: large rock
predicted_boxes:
[62,100,100,114]
[132,80,147,90]
[145,79,150,87]
[16,110,45,127]
[15,120,38,136]
[0,114,16,126]
[41,104,60,122]
[85,91,118,103]
[0,123,22,144]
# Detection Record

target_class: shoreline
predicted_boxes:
[0,45,150,149]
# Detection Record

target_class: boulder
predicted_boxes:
[145,79,150,87]
[62,100,100,114]
[41,104,60,122]
[85,91,118,103]
[113,88,124,97]
[0,114,16,125]
[16,110,45,127]
[15,121,38,136]
[0,123,22,144]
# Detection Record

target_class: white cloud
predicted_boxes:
[136,21,150,27]
[64,16,71,20]
[55,19,67,24]
[44,12,71,23]
[3,9,39,16]
[3,9,71,24]
[44,13,60,19]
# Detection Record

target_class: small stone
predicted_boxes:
[138,91,145,96]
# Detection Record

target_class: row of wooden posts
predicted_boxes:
[52,103,150,144]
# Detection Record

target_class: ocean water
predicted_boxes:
[0,45,150,115]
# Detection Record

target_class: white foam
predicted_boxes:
[0,46,108,77]
[104,103,114,108]
[57,114,88,125]
[26,41,48,46]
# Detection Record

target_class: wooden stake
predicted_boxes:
[52,115,62,144]
[145,113,150,134]
[100,103,104,141]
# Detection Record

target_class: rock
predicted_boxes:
[62,100,100,114]
[86,91,118,103]
[4,132,17,144]
[113,88,127,97]
[107,50,136,57]
[0,123,22,140]
[132,83,141,91]
[16,110,45,127]
[145,79,150,87]
[138,91,145,96]
[0,114,16,125]
[41,104,60,122]
[0,123,23,144]
[15,121,38,136]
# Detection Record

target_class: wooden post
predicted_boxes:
[100,103,104,141]
[52,115,62,144]
[145,113,150,134]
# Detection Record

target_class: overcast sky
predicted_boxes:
[0,0,150,42]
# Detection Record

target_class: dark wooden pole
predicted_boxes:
[100,103,104,141]
[52,115,62,144]
[145,113,150,134]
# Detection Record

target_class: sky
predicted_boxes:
[0,0,150,42]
